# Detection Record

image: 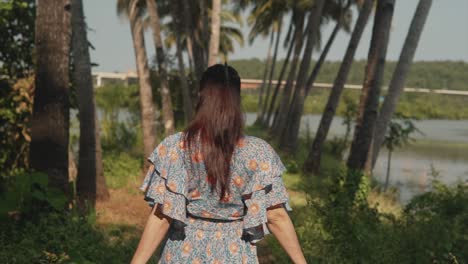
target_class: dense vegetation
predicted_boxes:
[230,59,468,91]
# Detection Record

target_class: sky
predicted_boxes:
[83,0,468,72]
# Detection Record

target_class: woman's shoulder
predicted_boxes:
[242,135,275,152]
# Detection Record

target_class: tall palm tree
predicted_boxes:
[281,0,352,152]
[71,0,109,204]
[166,0,193,122]
[145,0,175,134]
[304,0,374,174]
[117,0,156,170]
[370,0,433,169]
[279,0,326,152]
[347,0,395,171]
[265,22,295,127]
[208,0,221,66]
[30,0,71,195]
[260,17,282,125]
[271,9,305,137]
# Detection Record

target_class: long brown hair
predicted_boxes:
[183,64,244,200]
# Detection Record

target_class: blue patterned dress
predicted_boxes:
[140,132,291,264]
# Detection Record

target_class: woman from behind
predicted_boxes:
[131,64,306,264]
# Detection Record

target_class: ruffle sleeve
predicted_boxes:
[139,133,190,225]
[241,138,292,244]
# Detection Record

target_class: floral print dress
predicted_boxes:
[140,132,292,264]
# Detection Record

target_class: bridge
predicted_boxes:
[91,72,468,96]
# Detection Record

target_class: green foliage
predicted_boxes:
[0,212,146,263]
[0,77,34,174]
[231,59,468,91]
[0,0,35,79]
[0,171,67,219]
[242,87,468,119]
[103,152,142,189]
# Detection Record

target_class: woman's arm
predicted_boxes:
[266,204,307,264]
[131,205,171,264]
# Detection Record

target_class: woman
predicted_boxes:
[131,64,306,264]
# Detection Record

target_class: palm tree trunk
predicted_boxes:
[303,0,373,174]
[384,149,392,191]
[146,0,175,135]
[271,11,305,138]
[170,0,193,122]
[371,0,432,169]
[266,25,295,128]
[30,0,71,195]
[71,0,108,204]
[94,117,109,200]
[208,0,221,66]
[260,17,283,126]
[280,0,326,152]
[347,0,395,171]
[129,1,156,171]
[256,30,274,124]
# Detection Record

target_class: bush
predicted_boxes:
[103,152,142,189]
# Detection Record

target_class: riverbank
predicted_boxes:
[241,88,468,119]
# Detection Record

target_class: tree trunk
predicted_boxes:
[146,0,175,135]
[94,117,109,200]
[129,1,156,171]
[71,0,108,204]
[280,0,326,152]
[384,149,392,191]
[347,0,395,172]
[169,0,193,122]
[371,0,432,169]
[266,24,295,128]
[260,17,283,126]
[304,0,373,174]
[30,0,71,195]
[207,0,221,66]
[271,11,305,138]
[256,30,274,124]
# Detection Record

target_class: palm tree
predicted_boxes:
[271,9,305,137]
[346,0,395,171]
[71,0,109,204]
[145,0,175,134]
[117,0,156,170]
[304,0,374,174]
[166,0,194,122]
[208,0,221,66]
[282,0,352,152]
[30,0,71,194]
[264,22,295,127]
[260,17,282,125]
[279,0,326,152]
[370,0,433,169]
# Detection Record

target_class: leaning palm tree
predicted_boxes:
[245,0,289,125]
[208,0,222,66]
[145,0,175,134]
[370,0,433,169]
[30,0,71,195]
[304,0,374,174]
[279,0,326,152]
[117,0,156,170]
[346,0,395,171]
[71,0,109,204]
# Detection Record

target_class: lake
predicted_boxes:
[245,113,468,203]
[83,109,468,203]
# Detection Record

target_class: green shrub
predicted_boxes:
[103,152,142,189]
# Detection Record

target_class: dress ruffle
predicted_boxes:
[240,139,292,244]
[139,134,192,225]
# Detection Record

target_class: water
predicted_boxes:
[245,113,468,203]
